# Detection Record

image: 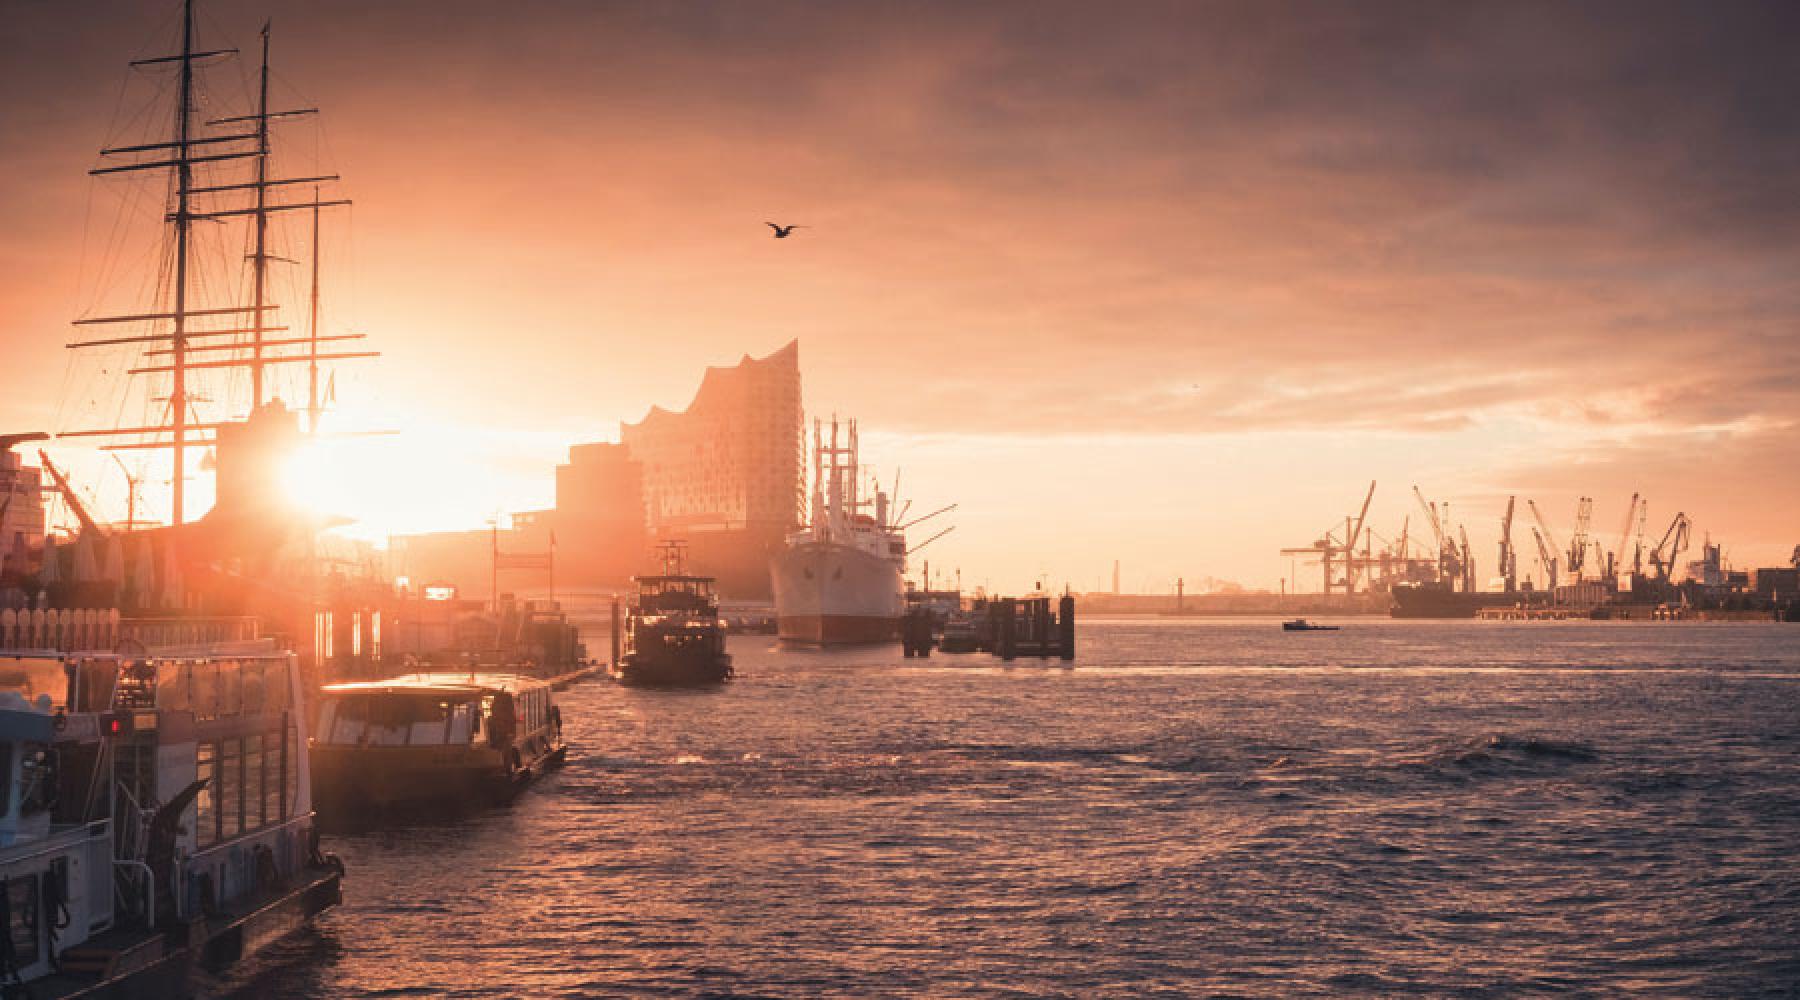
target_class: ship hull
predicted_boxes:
[1390,583,1504,619]
[771,542,903,645]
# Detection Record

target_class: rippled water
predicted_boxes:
[211,619,1800,998]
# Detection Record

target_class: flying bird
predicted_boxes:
[766,222,808,239]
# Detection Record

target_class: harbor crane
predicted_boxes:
[1530,526,1556,592]
[1281,480,1380,595]
[1527,499,1560,591]
[1648,512,1691,583]
[1567,496,1593,580]
[1413,485,1466,588]
[1606,492,1640,580]
[37,449,106,539]
[1457,524,1476,593]
[1498,496,1517,593]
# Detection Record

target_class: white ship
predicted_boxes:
[771,418,906,645]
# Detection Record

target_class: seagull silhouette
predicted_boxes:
[766,222,807,239]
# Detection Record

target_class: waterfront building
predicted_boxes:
[617,340,803,599]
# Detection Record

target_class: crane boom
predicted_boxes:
[1530,525,1557,591]
[1413,485,1446,551]
[37,449,106,538]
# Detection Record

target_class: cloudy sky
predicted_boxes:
[3,0,1796,592]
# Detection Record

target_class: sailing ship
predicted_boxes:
[0,3,380,988]
[770,419,912,645]
[615,541,734,686]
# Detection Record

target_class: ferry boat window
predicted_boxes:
[448,702,474,744]
[325,695,369,745]
[155,660,188,712]
[190,662,219,721]
[265,661,290,714]
[241,661,266,716]
[282,723,296,820]
[0,657,69,710]
[245,735,265,828]
[219,739,242,840]
[17,742,53,816]
[218,660,242,717]
[407,699,452,746]
[6,877,38,970]
[260,733,280,825]
[196,742,218,847]
[71,659,119,713]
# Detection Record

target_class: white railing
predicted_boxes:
[0,608,120,652]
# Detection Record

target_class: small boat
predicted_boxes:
[1282,618,1340,631]
[614,541,734,687]
[937,611,985,653]
[310,673,567,821]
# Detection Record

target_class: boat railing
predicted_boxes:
[113,858,154,927]
[0,608,120,653]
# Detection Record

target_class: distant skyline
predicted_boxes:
[3,0,1797,592]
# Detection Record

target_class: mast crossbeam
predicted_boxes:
[100,133,256,155]
[147,333,362,357]
[129,48,235,66]
[89,150,259,175]
[128,351,379,375]
[67,326,290,350]
[189,174,340,195]
[72,305,277,326]
[181,199,351,221]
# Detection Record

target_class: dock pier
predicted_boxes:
[991,595,1076,662]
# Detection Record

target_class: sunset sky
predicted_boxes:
[3,0,1796,593]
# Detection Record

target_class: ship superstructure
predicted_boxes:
[770,418,906,645]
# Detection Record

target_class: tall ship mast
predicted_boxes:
[60,0,366,525]
[769,417,906,645]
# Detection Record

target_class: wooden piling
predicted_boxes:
[1059,594,1075,661]
[998,598,1017,661]
[610,596,622,669]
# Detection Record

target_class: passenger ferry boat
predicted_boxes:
[310,673,566,821]
[615,542,734,687]
[0,644,342,997]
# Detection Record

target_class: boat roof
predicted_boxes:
[635,574,715,584]
[319,672,550,697]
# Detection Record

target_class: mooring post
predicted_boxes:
[610,596,622,668]
[1059,594,1075,661]
[999,598,1017,661]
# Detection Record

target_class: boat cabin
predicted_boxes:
[311,674,565,815]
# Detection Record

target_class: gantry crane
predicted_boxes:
[1280,480,1381,594]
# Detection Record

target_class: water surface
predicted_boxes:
[212,619,1800,997]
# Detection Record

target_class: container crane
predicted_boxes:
[1648,512,1690,583]
[1567,496,1593,580]
[1527,500,1560,592]
[1498,496,1517,593]
[1530,526,1557,592]
[1457,523,1476,593]
[1607,492,1639,579]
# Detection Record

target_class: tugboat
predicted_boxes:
[0,645,343,996]
[1282,618,1340,631]
[614,542,734,687]
[310,672,567,823]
